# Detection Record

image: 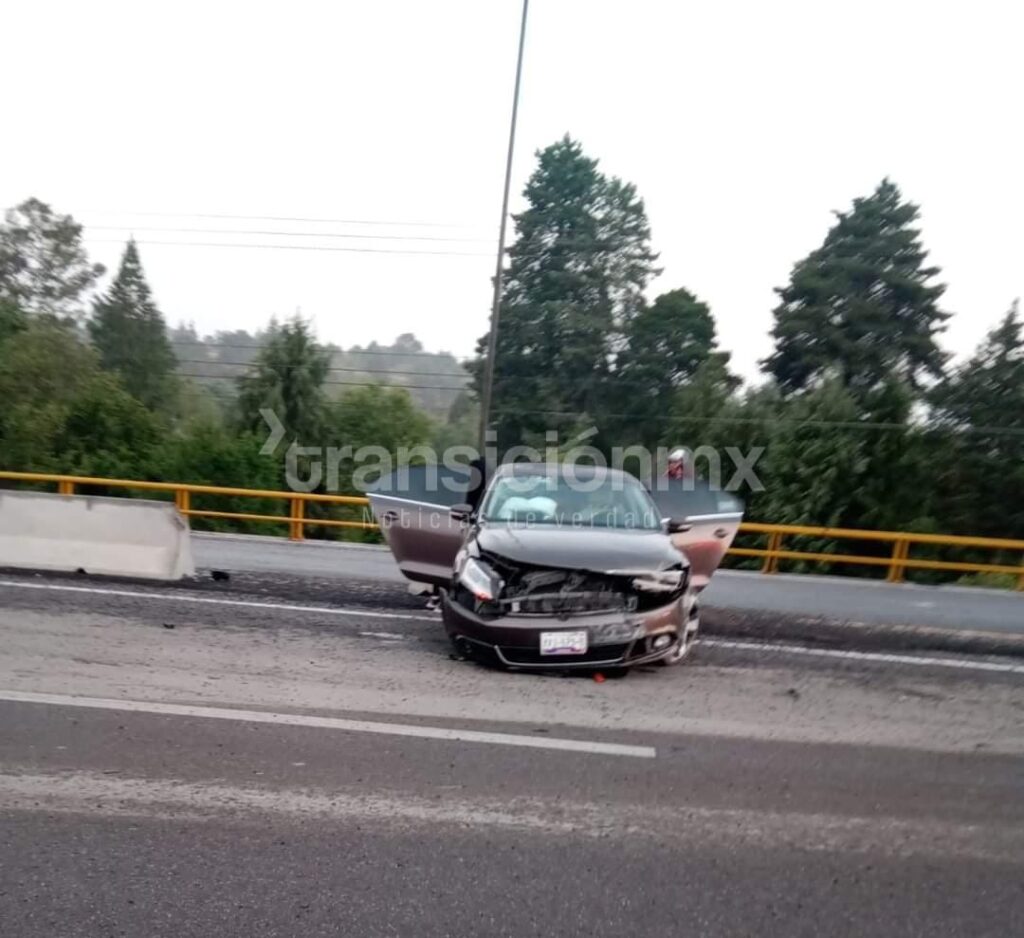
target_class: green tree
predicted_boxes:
[930,300,1024,538]
[236,317,330,446]
[472,136,659,447]
[762,179,950,395]
[88,240,178,410]
[174,378,228,427]
[53,373,163,478]
[666,356,747,450]
[845,377,935,534]
[326,385,434,494]
[147,421,282,532]
[757,379,865,531]
[0,320,159,476]
[314,385,434,540]
[617,288,733,446]
[433,391,479,452]
[0,298,27,346]
[0,198,104,319]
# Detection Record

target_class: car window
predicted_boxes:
[481,472,661,530]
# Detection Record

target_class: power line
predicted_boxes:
[177,373,468,392]
[169,347,1024,433]
[174,358,471,379]
[170,357,1024,435]
[83,238,491,258]
[172,370,1024,436]
[88,225,494,245]
[168,340,472,360]
[175,373,1024,437]
[82,210,494,230]
[491,408,1024,436]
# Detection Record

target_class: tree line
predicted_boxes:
[471,137,1022,582]
[1,137,1021,581]
[0,199,434,537]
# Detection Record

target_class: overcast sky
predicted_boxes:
[2,0,1021,380]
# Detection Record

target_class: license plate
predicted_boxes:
[540,630,588,656]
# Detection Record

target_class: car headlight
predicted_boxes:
[458,556,503,602]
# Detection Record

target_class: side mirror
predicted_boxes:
[664,517,692,534]
[450,503,474,523]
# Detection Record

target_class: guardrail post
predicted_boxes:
[887,539,909,583]
[57,480,75,496]
[289,497,305,541]
[174,489,191,515]
[761,531,782,575]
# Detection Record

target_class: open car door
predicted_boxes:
[367,463,474,587]
[648,480,744,590]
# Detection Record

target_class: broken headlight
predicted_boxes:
[458,555,503,602]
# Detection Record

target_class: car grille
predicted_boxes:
[498,590,627,617]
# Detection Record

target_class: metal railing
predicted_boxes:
[2,470,1022,589]
[0,470,375,542]
[735,522,1024,588]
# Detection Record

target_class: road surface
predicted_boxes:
[0,568,1022,936]
[192,532,1024,635]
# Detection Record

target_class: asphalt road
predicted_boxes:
[192,532,1024,634]
[1,569,1022,936]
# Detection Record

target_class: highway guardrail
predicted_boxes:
[1,471,1022,589]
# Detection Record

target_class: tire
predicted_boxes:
[449,634,474,661]
[660,602,699,666]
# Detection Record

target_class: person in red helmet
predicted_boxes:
[665,447,692,481]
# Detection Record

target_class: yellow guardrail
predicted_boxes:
[0,470,376,542]
[1,471,1022,589]
[735,521,1024,588]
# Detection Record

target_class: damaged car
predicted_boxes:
[368,462,743,670]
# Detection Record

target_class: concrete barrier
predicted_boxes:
[0,491,195,580]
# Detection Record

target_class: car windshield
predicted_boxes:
[480,471,661,531]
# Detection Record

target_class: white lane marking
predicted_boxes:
[0,579,436,622]
[0,690,656,759]
[701,639,1024,675]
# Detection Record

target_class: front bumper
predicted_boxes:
[441,589,687,669]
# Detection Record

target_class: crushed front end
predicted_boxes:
[442,550,692,669]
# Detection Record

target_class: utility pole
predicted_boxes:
[477,0,529,453]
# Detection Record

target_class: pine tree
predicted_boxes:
[933,300,1023,434]
[758,379,866,532]
[762,179,950,395]
[236,317,330,447]
[88,240,177,410]
[845,377,935,533]
[931,300,1024,538]
[472,136,659,447]
[616,288,731,446]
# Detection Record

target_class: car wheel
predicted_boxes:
[449,634,474,661]
[660,602,699,666]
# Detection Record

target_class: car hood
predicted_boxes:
[475,524,686,572]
